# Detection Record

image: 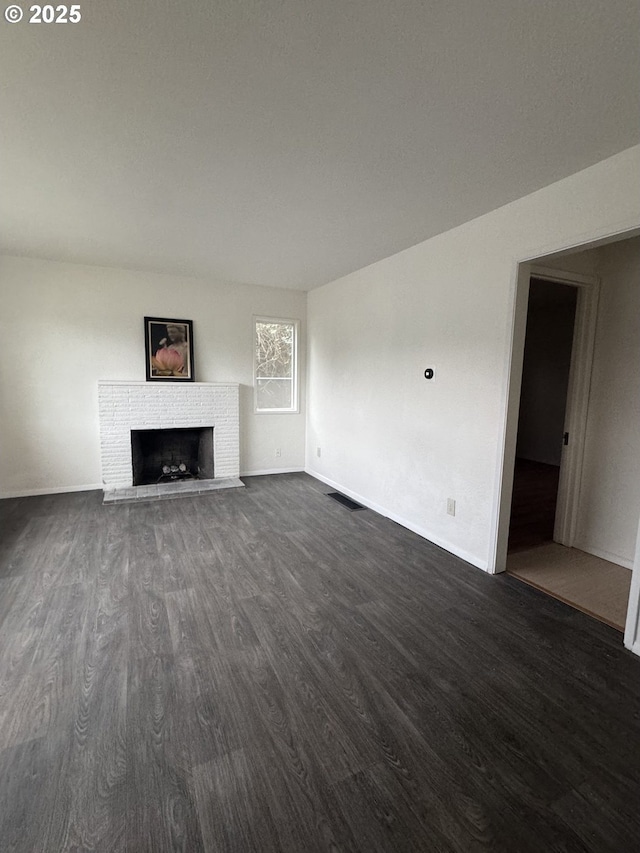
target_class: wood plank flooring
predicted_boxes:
[1,473,639,852]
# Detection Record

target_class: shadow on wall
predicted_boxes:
[239,383,254,472]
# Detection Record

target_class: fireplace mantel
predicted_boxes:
[98,381,240,491]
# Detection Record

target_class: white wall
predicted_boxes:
[573,237,640,567]
[0,256,306,497]
[306,145,640,570]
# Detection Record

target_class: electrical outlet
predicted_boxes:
[317,447,321,457]
[275,448,281,458]
[447,498,456,516]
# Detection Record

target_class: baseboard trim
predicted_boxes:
[0,483,103,500]
[305,469,488,571]
[571,541,634,570]
[241,467,305,477]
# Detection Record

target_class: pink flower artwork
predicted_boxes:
[153,347,184,374]
[145,317,193,381]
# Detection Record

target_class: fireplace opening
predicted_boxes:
[131,427,214,486]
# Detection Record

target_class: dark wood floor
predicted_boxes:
[1,473,639,852]
[508,458,561,553]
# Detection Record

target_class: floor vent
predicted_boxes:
[327,492,366,512]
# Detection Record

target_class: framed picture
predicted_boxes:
[144,317,194,381]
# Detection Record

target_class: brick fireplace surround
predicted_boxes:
[98,381,242,500]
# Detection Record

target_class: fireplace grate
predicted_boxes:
[326,492,366,512]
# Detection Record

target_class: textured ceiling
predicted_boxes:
[1,0,638,289]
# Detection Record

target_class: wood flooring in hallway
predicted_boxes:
[0,473,639,852]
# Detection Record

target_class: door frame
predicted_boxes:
[625,518,640,655]
[530,266,600,546]
[491,263,599,573]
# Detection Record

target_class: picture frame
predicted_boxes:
[144,317,195,381]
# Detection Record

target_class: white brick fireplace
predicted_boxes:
[98,381,240,491]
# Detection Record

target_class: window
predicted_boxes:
[254,318,299,413]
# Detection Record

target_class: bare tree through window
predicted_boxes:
[255,320,297,411]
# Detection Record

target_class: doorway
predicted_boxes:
[492,233,640,653]
[507,278,577,553]
[500,259,635,634]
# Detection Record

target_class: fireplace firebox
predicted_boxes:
[131,427,214,486]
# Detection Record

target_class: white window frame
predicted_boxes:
[253,316,299,414]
